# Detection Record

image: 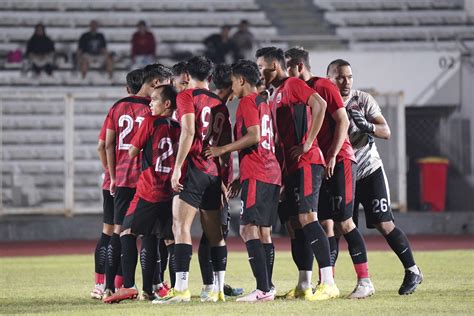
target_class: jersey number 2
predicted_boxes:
[155,137,173,173]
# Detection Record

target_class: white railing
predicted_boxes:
[0,90,121,216]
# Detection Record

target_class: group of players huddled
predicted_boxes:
[90,46,423,304]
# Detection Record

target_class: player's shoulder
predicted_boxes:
[352,89,376,104]
[151,115,180,128]
[111,95,150,109]
[192,88,222,102]
[312,76,337,90]
[286,76,305,86]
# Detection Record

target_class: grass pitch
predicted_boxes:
[1,250,473,315]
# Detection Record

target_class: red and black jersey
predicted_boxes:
[106,95,151,188]
[98,116,111,191]
[307,77,356,163]
[130,115,180,203]
[176,88,231,177]
[234,92,281,185]
[271,77,325,175]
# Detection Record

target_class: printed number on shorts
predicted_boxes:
[240,200,244,216]
[372,198,388,213]
[293,187,300,202]
[155,137,173,173]
[201,106,226,145]
[261,114,275,152]
[118,115,144,150]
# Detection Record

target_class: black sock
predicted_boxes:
[384,226,416,269]
[120,234,138,289]
[198,233,214,285]
[159,239,168,282]
[210,245,227,272]
[95,233,111,275]
[105,233,121,290]
[174,243,192,273]
[141,235,157,293]
[302,221,331,269]
[153,240,162,286]
[343,228,368,264]
[292,229,314,271]
[263,243,275,288]
[167,243,176,287]
[246,239,270,292]
[328,236,339,267]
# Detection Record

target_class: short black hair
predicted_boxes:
[142,63,173,85]
[187,56,213,81]
[255,46,286,70]
[126,68,144,94]
[326,59,351,75]
[172,62,188,76]
[155,84,178,110]
[212,64,232,90]
[285,47,311,71]
[231,60,260,86]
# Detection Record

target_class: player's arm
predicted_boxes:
[371,115,391,139]
[97,139,107,170]
[129,116,149,158]
[171,113,195,191]
[105,129,116,194]
[129,146,140,158]
[325,108,350,178]
[348,110,391,140]
[217,118,232,169]
[290,93,327,160]
[205,125,259,158]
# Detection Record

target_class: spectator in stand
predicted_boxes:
[131,20,157,69]
[203,25,236,64]
[77,20,114,79]
[232,20,255,61]
[25,23,55,76]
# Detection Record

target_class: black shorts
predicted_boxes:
[240,179,280,227]
[221,200,231,227]
[279,164,324,223]
[178,161,221,211]
[353,167,395,229]
[122,196,173,239]
[114,187,136,225]
[318,159,356,222]
[102,190,114,225]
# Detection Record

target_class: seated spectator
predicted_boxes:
[25,23,55,76]
[203,25,236,64]
[131,20,156,69]
[232,20,255,60]
[77,20,113,79]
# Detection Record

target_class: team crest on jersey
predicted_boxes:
[275,93,282,104]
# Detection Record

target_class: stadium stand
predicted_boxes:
[0,0,279,86]
[313,0,474,49]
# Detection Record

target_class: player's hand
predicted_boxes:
[171,168,183,192]
[279,185,285,202]
[109,179,116,197]
[204,146,225,159]
[289,142,311,161]
[220,182,229,209]
[325,156,336,179]
[227,179,242,199]
[348,109,375,134]
[221,182,229,203]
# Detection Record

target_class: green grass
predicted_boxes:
[1,250,473,315]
